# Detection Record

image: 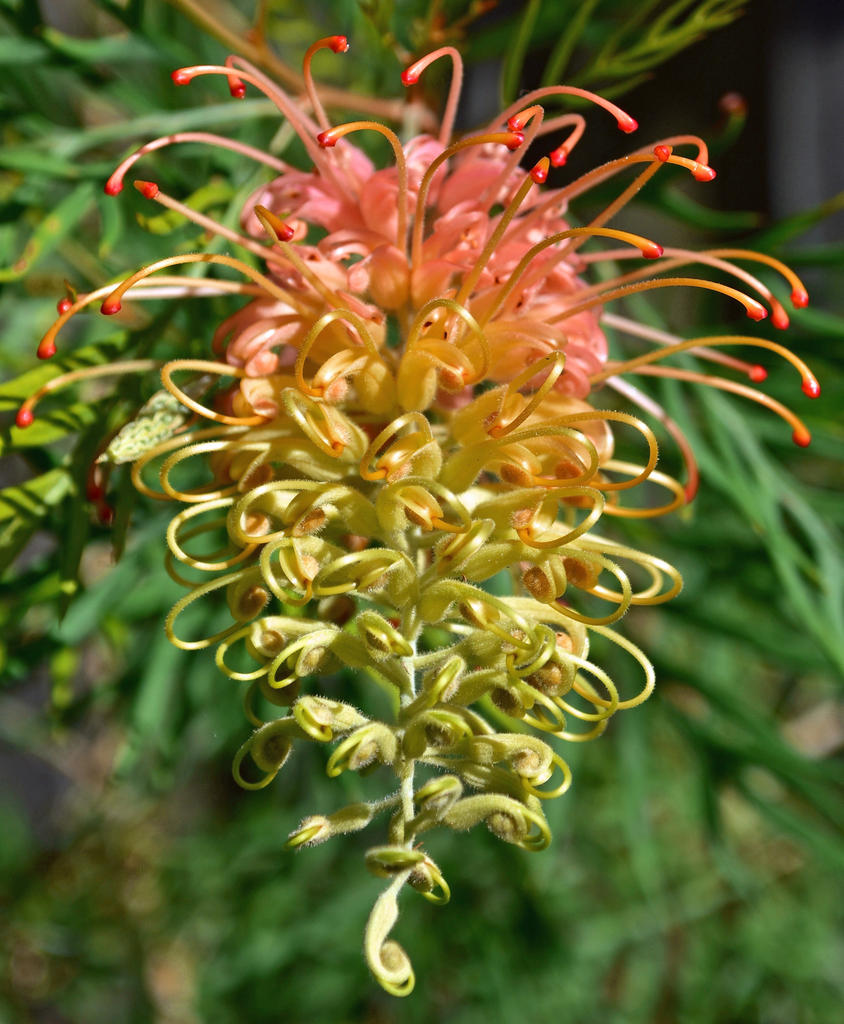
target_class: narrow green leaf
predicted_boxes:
[500,0,541,106]
[541,0,601,87]
[0,182,97,281]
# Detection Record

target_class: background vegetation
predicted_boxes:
[1,2,841,1021]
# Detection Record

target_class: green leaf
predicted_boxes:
[0,468,74,575]
[0,182,97,281]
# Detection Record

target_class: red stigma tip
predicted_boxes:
[329,36,349,53]
[101,299,122,316]
[792,428,811,448]
[618,115,638,133]
[134,180,159,200]
[15,408,33,429]
[57,297,72,315]
[684,482,699,503]
[401,68,419,86]
[653,144,671,162]
[771,306,790,330]
[693,164,717,182]
[104,178,122,196]
[507,115,525,132]
[748,365,768,383]
[642,243,663,259]
[802,377,821,399]
[317,130,337,148]
[530,161,549,184]
[791,288,809,308]
[505,131,525,151]
[550,146,568,167]
[229,82,246,99]
[746,303,767,322]
[97,503,114,526]
[171,68,191,85]
[37,343,56,360]
[86,482,104,501]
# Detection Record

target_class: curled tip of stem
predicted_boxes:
[771,305,790,330]
[550,145,568,167]
[254,204,295,241]
[802,376,821,398]
[327,35,349,53]
[642,242,664,260]
[38,343,57,359]
[171,68,192,86]
[101,299,122,316]
[745,300,767,321]
[792,287,809,308]
[104,177,122,196]
[134,179,159,200]
[654,144,671,162]
[692,164,717,182]
[530,158,550,184]
[15,407,33,429]
[57,297,72,315]
[316,130,337,148]
[505,131,525,151]
[748,364,768,383]
[792,427,811,447]
[617,114,638,133]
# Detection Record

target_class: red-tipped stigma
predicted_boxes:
[134,180,160,200]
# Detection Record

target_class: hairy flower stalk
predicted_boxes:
[18,38,818,996]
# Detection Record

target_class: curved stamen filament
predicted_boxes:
[15,359,160,429]
[575,246,786,326]
[549,277,768,326]
[591,334,819,397]
[172,62,338,183]
[294,308,383,396]
[253,205,351,310]
[634,134,709,166]
[455,159,549,308]
[600,311,765,380]
[705,248,809,309]
[411,131,524,271]
[406,298,490,385]
[627,366,813,447]
[516,150,709,240]
[606,376,700,502]
[545,113,586,166]
[161,359,271,426]
[480,226,663,327]
[496,85,638,134]
[317,122,408,251]
[402,46,464,147]
[486,353,566,438]
[104,131,290,196]
[37,276,263,359]
[303,36,349,132]
[360,413,433,482]
[478,107,549,206]
[133,180,295,269]
[98,252,300,315]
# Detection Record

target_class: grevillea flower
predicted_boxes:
[17,38,819,996]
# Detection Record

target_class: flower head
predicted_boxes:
[17,37,818,996]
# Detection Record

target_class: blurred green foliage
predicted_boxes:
[0,1,842,1021]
